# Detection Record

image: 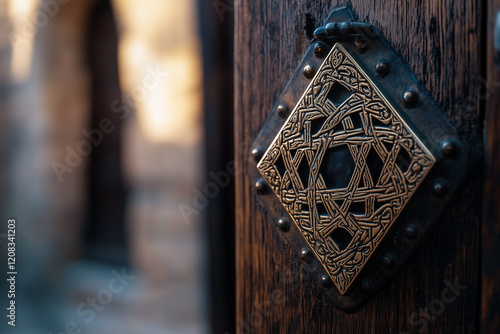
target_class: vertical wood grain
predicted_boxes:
[235,1,483,332]
[483,1,500,333]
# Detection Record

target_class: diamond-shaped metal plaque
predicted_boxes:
[257,43,436,294]
[250,6,468,311]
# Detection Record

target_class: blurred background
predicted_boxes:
[0,0,234,333]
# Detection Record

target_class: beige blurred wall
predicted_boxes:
[4,0,95,277]
[111,1,206,330]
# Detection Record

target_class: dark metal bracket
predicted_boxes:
[248,6,468,312]
[314,22,375,40]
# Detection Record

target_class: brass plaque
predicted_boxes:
[257,43,436,294]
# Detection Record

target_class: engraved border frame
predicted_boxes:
[257,43,437,295]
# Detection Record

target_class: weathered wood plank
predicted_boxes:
[235,1,482,333]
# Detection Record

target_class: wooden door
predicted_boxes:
[233,1,498,333]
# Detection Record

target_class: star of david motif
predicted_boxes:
[257,43,436,294]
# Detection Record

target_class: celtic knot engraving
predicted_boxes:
[257,43,436,294]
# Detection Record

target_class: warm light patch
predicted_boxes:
[135,52,202,144]
[112,0,203,144]
[7,0,38,82]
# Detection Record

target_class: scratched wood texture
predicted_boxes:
[234,1,483,333]
[483,1,500,333]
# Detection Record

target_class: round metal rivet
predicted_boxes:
[277,104,289,118]
[433,181,446,197]
[376,61,390,76]
[382,254,395,268]
[405,224,418,239]
[277,218,290,232]
[355,36,369,53]
[300,248,312,262]
[320,274,333,288]
[256,179,267,194]
[441,140,457,157]
[251,147,263,162]
[314,41,327,58]
[303,65,316,79]
[403,90,419,107]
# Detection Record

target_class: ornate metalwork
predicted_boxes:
[250,6,468,310]
[257,44,436,294]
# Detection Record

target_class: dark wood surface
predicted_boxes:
[483,1,500,333]
[234,1,483,333]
